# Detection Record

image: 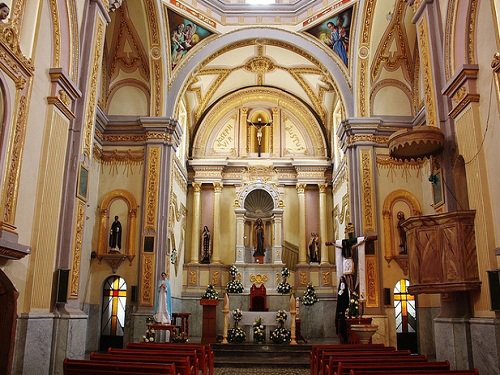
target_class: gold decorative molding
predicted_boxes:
[189,271,197,286]
[211,271,220,286]
[296,183,306,194]
[348,134,389,146]
[365,255,378,307]
[68,0,79,82]
[444,0,457,81]
[82,19,105,159]
[388,126,445,160]
[376,155,424,182]
[48,0,61,67]
[1,94,29,225]
[360,149,376,232]
[93,147,144,165]
[466,0,478,65]
[357,0,376,116]
[299,271,307,286]
[321,271,331,286]
[250,274,268,284]
[145,146,161,231]
[371,0,413,85]
[141,253,155,306]
[70,199,86,297]
[416,18,438,127]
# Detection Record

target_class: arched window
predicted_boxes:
[393,279,416,333]
[101,276,127,337]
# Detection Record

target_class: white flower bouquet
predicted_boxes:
[252,317,265,343]
[201,284,219,300]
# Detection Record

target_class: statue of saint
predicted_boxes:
[0,3,10,22]
[254,218,265,257]
[397,211,408,254]
[308,233,320,263]
[109,216,122,252]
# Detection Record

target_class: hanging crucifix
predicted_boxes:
[247,116,272,157]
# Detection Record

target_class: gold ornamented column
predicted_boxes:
[297,183,307,264]
[191,182,201,263]
[139,119,182,308]
[212,182,223,263]
[319,183,329,264]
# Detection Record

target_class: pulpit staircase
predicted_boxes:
[212,343,311,369]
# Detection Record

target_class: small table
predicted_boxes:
[148,323,175,343]
[172,312,191,338]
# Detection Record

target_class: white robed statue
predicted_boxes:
[154,272,173,324]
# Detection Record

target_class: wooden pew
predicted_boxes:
[90,352,192,375]
[321,352,422,375]
[106,348,197,375]
[349,370,480,375]
[63,358,176,375]
[311,344,393,375]
[127,342,214,375]
[334,360,451,375]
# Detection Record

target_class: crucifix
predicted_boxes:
[247,116,272,157]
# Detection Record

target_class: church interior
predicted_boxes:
[0,0,499,374]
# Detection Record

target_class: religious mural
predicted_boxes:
[166,9,213,70]
[304,6,353,66]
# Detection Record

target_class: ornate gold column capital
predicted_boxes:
[296,183,306,194]
[318,183,328,193]
[192,182,202,192]
[213,182,223,193]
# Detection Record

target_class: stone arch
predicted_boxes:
[382,189,422,262]
[191,87,328,159]
[167,27,354,118]
[237,182,281,211]
[97,189,138,257]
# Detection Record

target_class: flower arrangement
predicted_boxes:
[275,309,288,325]
[201,284,219,300]
[227,308,246,343]
[232,308,243,323]
[281,267,290,278]
[277,267,292,294]
[346,290,360,318]
[142,316,155,342]
[252,317,265,343]
[270,326,291,344]
[227,326,246,343]
[226,265,244,293]
[301,283,319,306]
[170,330,189,343]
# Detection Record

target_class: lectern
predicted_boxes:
[200,299,219,344]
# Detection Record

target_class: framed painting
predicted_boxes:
[304,6,353,67]
[77,164,89,201]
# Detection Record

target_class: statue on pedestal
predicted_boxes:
[254,218,265,257]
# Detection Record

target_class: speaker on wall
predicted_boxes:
[131,285,138,303]
[383,288,391,306]
[55,269,70,304]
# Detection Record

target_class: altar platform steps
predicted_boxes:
[212,343,312,368]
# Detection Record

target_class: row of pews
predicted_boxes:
[63,342,214,375]
[310,344,480,375]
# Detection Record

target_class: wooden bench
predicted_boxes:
[107,348,197,375]
[349,370,479,375]
[325,355,428,375]
[321,352,422,375]
[63,358,176,375]
[90,352,192,375]
[334,360,451,375]
[127,342,214,375]
[310,344,395,375]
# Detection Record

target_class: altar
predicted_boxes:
[238,311,290,342]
